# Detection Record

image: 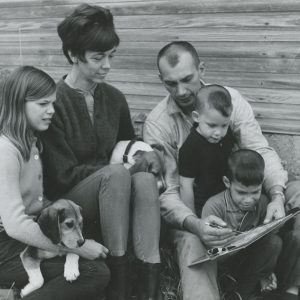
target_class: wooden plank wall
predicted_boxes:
[0,0,299,135]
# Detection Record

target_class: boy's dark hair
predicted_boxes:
[57,3,120,64]
[195,84,232,117]
[227,149,265,186]
[157,41,200,71]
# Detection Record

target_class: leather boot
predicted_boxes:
[137,261,161,300]
[106,255,128,300]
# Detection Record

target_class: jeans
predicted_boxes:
[64,164,161,263]
[276,180,300,290]
[169,180,300,300]
[0,232,110,300]
[171,230,219,300]
[221,234,282,299]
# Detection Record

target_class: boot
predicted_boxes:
[106,255,128,300]
[137,261,161,300]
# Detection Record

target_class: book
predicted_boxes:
[189,207,300,267]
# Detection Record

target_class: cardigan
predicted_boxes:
[41,78,135,199]
[0,135,60,252]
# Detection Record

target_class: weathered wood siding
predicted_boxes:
[0,0,299,134]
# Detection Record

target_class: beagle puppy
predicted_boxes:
[110,140,166,194]
[20,199,84,297]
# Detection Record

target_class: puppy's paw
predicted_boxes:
[64,263,80,282]
[21,281,43,298]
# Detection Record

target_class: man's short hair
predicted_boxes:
[227,149,265,186]
[195,84,232,117]
[157,41,200,71]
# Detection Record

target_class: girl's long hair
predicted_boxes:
[0,66,56,161]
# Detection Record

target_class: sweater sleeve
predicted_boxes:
[0,145,59,252]
[227,87,288,192]
[41,113,104,199]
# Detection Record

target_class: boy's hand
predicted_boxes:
[263,197,285,224]
[185,215,235,248]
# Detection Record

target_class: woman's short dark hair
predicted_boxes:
[57,3,120,64]
[227,149,265,186]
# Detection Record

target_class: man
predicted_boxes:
[143,41,300,300]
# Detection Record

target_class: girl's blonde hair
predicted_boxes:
[0,66,56,161]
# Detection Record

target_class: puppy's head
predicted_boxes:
[132,144,166,194]
[38,199,84,248]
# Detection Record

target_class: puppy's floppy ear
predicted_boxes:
[151,144,164,153]
[38,206,65,244]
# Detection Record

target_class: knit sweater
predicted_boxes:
[41,78,135,199]
[0,135,60,252]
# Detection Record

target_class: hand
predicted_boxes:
[72,239,109,260]
[263,196,286,224]
[189,215,236,248]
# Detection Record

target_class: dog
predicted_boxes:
[110,140,166,194]
[20,199,84,297]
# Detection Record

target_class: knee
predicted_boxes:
[132,171,156,188]
[288,229,300,248]
[262,234,282,255]
[173,230,206,252]
[104,165,131,183]
[88,260,111,293]
[285,180,300,209]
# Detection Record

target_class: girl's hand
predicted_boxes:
[72,239,109,260]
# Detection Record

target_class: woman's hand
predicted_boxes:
[72,239,109,260]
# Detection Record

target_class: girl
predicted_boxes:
[41,4,161,300]
[0,66,110,300]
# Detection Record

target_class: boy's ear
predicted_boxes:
[191,110,200,123]
[223,176,231,189]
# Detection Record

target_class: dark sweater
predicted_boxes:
[41,78,134,199]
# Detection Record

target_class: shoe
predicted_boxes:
[106,255,128,300]
[277,292,299,300]
[137,261,162,300]
[219,273,238,298]
[225,291,242,300]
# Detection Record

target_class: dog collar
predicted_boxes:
[123,140,137,163]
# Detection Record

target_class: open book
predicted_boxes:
[189,207,300,267]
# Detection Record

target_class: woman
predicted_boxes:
[0,66,110,300]
[41,4,161,300]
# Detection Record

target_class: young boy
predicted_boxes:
[202,149,282,300]
[179,84,234,214]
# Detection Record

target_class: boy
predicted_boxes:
[179,84,234,214]
[202,149,282,299]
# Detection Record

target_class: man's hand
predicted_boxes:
[72,239,109,260]
[263,196,286,224]
[184,215,235,248]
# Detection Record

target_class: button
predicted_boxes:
[34,154,39,160]
[38,196,43,201]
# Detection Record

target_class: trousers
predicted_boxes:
[170,180,300,300]
[0,231,110,300]
[64,164,161,263]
